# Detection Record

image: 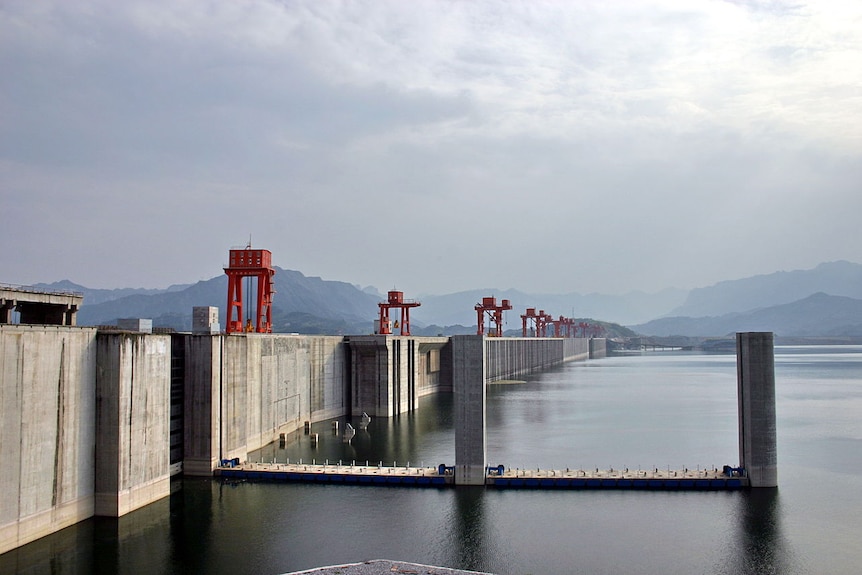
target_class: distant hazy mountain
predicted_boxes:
[412,287,686,328]
[632,293,862,337]
[76,267,380,332]
[41,259,862,338]
[666,261,862,318]
[31,280,190,305]
[72,274,686,332]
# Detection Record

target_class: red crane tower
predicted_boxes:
[536,310,553,337]
[576,321,605,338]
[521,308,538,337]
[560,316,576,338]
[550,315,566,338]
[377,290,420,335]
[585,322,606,338]
[224,246,276,334]
[475,296,512,336]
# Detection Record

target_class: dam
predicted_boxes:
[0,282,776,555]
[0,320,601,555]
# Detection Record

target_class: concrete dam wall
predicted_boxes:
[0,326,98,556]
[183,334,349,476]
[485,337,592,381]
[0,326,602,554]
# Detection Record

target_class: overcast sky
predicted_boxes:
[2,0,860,296]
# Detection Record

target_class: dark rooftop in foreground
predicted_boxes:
[282,559,495,575]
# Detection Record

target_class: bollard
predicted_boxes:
[304,421,311,434]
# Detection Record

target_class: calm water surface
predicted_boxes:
[3,346,861,575]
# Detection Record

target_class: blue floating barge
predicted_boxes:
[214,461,748,490]
[215,462,452,486]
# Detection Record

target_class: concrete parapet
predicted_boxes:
[0,325,97,554]
[736,332,777,488]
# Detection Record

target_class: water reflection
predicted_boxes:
[0,513,96,574]
[717,488,801,575]
[253,393,456,467]
[169,478,214,574]
[4,348,859,575]
[449,487,488,572]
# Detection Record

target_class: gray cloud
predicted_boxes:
[2,0,860,296]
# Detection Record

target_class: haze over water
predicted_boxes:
[3,346,860,575]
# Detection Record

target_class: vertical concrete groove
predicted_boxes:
[218,336,224,463]
[127,338,134,493]
[16,334,25,522]
[51,339,66,507]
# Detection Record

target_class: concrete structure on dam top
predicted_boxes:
[0,313,603,555]
[1,285,82,326]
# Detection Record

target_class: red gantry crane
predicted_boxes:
[224,245,276,334]
[521,308,538,337]
[521,308,561,337]
[550,315,565,338]
[475,296,512,336]
[578,322,605,338]
[536,310,554,337]
[377,290,420,335]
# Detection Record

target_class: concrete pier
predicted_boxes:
[453,335,487,486]
[736,332,778,488]
[0,326,97,554]
[95,333,171,517]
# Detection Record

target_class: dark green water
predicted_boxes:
[3,346,861,574]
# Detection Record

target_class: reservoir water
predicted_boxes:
[3,345,861,574]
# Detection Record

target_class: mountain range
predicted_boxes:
[29,260,862,340]
[632,261,862,338]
